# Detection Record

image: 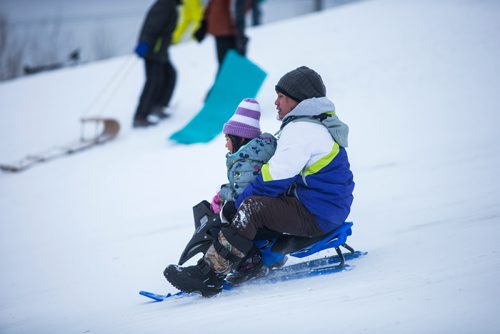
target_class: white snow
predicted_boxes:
[1,0,500,333]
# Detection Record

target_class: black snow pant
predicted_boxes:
[215,35,238,68]
[134,58,176,120]
[230,196,325,242]
[204,35,245,101]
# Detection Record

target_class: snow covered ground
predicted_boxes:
[1,0,500,333]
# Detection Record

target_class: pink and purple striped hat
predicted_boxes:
[222,98,261,139]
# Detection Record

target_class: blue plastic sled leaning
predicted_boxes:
[169,50,267,144]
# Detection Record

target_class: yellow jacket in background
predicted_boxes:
[172,0,204,44]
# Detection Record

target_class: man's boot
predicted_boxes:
[226,247,288,286]
[164,227,253,297]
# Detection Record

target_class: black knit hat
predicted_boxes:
[275,66,326,102]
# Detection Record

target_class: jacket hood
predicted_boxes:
[284,97,335,118]
[282,97,350,147]
[226,132,277,162]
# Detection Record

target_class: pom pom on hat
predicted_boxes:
[223,98,262,139]
[275,66,326,102]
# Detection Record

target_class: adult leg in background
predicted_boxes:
[133,60,163,126]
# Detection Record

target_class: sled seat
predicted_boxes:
[259,222,355,268]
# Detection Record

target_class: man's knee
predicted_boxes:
[231,196,268,239]
[239,196,267,211]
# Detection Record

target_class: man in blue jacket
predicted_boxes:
[165,66,355,296]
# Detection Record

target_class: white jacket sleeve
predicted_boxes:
[268,121,333,180]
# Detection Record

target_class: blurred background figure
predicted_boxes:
[252,0,264,26]
[172,0,205,44]
[193,0,251,71]
[1,0,349,82]
[133,0,180,128]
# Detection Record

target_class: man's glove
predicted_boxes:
[134,42,150,58]
[235,34,248,55]
[221,201,237,223]
[193,20,207,43]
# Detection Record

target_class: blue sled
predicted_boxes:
[257,221,357,269]
[140,216,366,302]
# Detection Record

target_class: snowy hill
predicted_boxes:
[1,0,500,333]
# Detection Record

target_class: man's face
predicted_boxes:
[274,92,298,120]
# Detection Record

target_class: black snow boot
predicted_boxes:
[225,247,268,286]
[165,227,254,297]
[225,247,288,286]
[164,259,225,297]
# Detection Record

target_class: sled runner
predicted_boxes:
[0,118,120,173]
